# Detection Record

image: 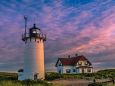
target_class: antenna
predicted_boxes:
[34,16,36,24]
[24,16,27,36]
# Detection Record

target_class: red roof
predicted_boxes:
[55,55,91,66]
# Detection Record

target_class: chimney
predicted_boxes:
[75,53,78,57]
[68,55,71,58]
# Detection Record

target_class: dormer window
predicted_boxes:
[78,62,82,66]
[85,62,88,65]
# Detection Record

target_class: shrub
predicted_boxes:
[88,83,103,86]
[0,79,52,86]
[45,72,62,80]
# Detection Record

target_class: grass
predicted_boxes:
[88,83,115,86]
[0,69,115,81]
[0,72,52,86]
[0,69,115,86]
[0,80,52,86]
[46,69,115,80]
[107,84,115,86]
[105,83,115,86]
[0,72,17,80]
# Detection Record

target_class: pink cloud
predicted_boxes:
[55,7,115,56]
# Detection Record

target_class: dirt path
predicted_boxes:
[49,79,92,86]
[49,79,110,86]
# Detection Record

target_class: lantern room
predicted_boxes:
[29,24,41,37]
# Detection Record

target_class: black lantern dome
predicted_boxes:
[22,24,46,42]
[29,24,41,37]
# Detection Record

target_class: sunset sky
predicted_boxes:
[0,0,115,72]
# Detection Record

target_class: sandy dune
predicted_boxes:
[49,79,110,86]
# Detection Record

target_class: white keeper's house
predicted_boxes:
[55,54,93,74]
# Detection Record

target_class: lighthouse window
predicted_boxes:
[36,30,40,33]
[33,30,36,33]
[32,30,40,34]
[34,73,39,80]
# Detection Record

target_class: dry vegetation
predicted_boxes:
[0,69,114,86]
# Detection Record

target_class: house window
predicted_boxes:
[73,69,76,72]
[66,69,71,73]
[87,68,91,72]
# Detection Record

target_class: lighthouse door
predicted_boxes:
[34,73,39,80]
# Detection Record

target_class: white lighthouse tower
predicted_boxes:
[18,17,46,80]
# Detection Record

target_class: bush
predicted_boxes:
[45,72,62,80]
[45,71,115,81]
[61,74,83,79]
[0,72,17,80]
[0,79,52,86]
[88,83,103,86]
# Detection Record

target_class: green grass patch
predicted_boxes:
[88,83,115,86]
[0,80,52,86]
[46,69,115,80]
[0,72,17,80]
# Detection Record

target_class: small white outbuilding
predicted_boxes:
[18,69,24,80]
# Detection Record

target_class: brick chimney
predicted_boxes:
[75,53,78,57]
[68,55,71,58]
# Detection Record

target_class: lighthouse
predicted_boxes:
[18,17,46,80]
